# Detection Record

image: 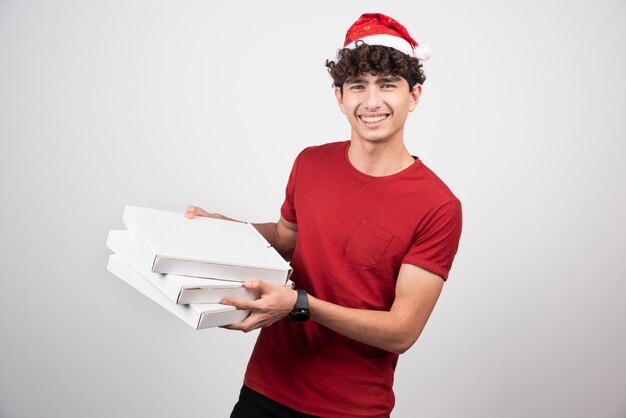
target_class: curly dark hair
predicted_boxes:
[325,42,426,93]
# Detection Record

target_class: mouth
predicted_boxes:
[358,114,390,126]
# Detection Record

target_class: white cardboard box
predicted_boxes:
[122,206,292,284]
[106,229,293,304]
[106,254,250,329]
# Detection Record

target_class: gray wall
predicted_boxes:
[1,1,625,417]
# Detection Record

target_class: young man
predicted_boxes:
[186,13,462,418]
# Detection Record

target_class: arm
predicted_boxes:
[308,264,443,354]
[222,263,443,354]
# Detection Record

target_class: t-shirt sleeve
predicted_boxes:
[402,198,463,280]
[280,154,300,224]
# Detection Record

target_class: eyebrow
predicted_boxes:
[344,78,367,85]
[344,75,404,85]
[376,76,403,84]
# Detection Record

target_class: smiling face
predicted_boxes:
[335,73,421,146]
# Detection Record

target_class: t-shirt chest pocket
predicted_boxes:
[343,218,395,270]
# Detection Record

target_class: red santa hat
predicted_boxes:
[342,13,431,61]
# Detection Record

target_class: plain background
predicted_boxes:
[1,1,625,417]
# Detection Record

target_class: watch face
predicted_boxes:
[289,309,310,323]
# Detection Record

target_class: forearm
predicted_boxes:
[308,296,421,354]
[252,221,296,260]
[309,265,443,354]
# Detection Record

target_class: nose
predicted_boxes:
[364,88,382,110]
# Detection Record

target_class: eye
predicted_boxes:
[382,83,396,89]
[349,84,365,90]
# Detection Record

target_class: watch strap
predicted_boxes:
[288,289,310,323]
[295,289,309,310]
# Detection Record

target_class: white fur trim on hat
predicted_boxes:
[345,34,414,57]
[343,34,431,61]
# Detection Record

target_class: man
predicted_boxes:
[186,13,462,418]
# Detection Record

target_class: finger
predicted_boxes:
[185,206,210,219]
[244,280,283,295]
[194,206,211,217]
[184,206,199,218]
[221,297,260,310]
[223,313,263,332]
[243,280,263,291]
[222,322,247,331]
[220,311,252,330]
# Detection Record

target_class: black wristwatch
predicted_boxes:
[288,289,310,323]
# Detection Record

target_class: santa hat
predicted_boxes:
[342,13,431,61]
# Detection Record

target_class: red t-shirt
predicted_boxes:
[243,141,462,417]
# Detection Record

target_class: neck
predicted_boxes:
[347,136,415,177]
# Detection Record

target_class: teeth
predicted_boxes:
[361,115,387,123]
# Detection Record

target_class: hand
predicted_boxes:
[184,205,234,222]
[220,280,298,332]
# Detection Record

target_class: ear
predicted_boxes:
[408,84,422,112]
[335,87,347,114]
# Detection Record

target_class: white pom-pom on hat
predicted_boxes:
[413,44,431,61]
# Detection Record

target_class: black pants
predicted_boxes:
[230,385,321,418]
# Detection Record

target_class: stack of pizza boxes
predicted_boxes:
[106,206,293,329]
